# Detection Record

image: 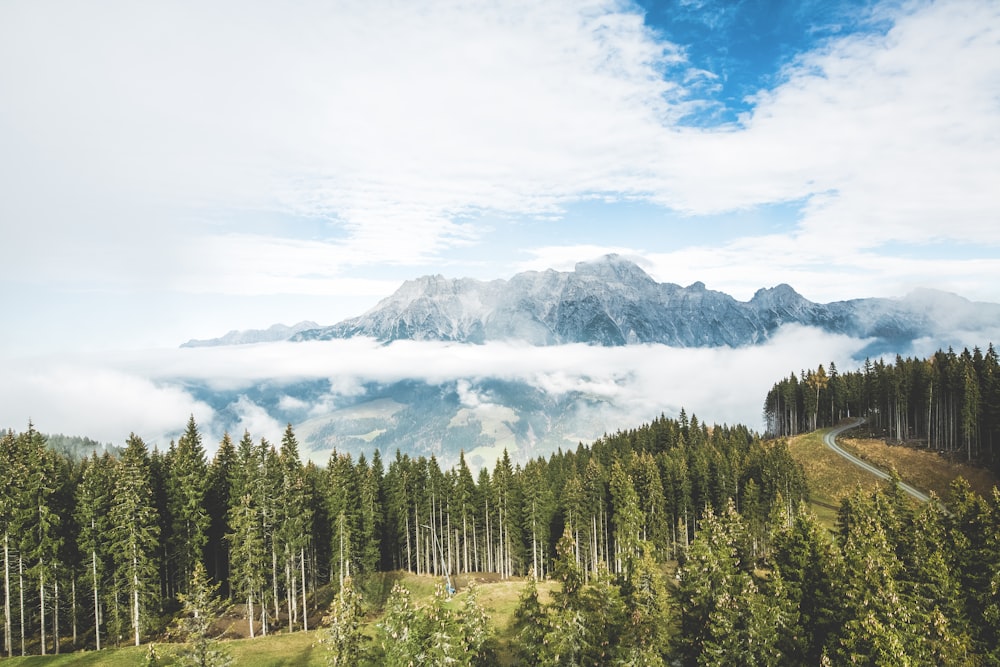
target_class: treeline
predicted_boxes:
[764,344,1000,470]
[0,410,806,657]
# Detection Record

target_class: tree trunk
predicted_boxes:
[271,544,279,622]
[19,557,25,656]
[54,579,60,655]
[248,594,255,639]
[40,567,46,655]
[92,549,101,651]
[4,533,11,657]
[133,551,141,646]
[300,546,308,632]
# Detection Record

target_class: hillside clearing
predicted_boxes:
[786,426,998,528]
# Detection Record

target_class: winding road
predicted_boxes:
[823,419,931,503]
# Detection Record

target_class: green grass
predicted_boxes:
[3,572,558,667]
[786,427,999,529]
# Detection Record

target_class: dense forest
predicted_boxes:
[1,396,998,663]
[764,344,1000,472]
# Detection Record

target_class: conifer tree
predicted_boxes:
[18,425,63,655]
[676,503,749,663]
[510,575,547,666]
[205,433,236,594]
[833,487,922,665]
[771,505,841,663]
[108,434,160,647]
[74,452,115,651]
[276,424,312,631]
[321,575,363,666]
[168,417,210,596]
[226,432,266,638]
[609,460,642,578]
[172,561,232,667]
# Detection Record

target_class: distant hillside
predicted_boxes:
[45,433,119,460]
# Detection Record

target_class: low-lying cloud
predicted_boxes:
[1,326,878,458]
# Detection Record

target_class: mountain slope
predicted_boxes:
[182,321,321,347]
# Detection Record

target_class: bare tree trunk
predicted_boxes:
[71,575,77,649]
[271,545,279,621]
[19,557,25,656]
[54,579,60,655]
[300,546,308,632]
[92,549,101,651]
[285,554,294,632]
[4,533,11,657]
[248,594,255,639]
[133,553,141,646]
[40,567,47,655]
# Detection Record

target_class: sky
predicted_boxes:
[2,0,1000,449]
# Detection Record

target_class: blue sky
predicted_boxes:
[2,0,1000,446]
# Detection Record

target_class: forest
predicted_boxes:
[0,347,996,664]
[764,344,1000,473]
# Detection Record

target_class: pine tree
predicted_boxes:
[172,561,232,667]
[676,503,749,663]
[833,487,922,665]
[205,433,236,595]
[321,576,363,666]
[74,452,115,651]
[510,575,547,666]
[375,583,420,667]
[609,460,642,578]
[226,432,266,638]
[108,434,161,647]
[771,505,841,663]
[618,544,671,666]
[276,424,312,632]
[18,425,63,656]
[168,417,210,596]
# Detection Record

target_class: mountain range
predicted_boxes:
[176,255,1000,466]
[187,255,1000,350]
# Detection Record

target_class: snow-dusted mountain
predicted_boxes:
[285,255,999,348]
[172,256,1000,466]
[182,321,321,348]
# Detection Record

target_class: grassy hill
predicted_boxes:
[786,424,998,527]
[2,572,555,667]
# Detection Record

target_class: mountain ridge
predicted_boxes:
[182,255,1000,349]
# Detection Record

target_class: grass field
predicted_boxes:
[2,571,557,667]
[786,425,998,528]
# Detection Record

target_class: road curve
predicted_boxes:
[822,419,931,504]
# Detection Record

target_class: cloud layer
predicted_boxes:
[0,328,896,456]
[3,0,997,307]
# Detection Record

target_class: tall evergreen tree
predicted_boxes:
[167,417,210,596]
[74,452,115,651]
[108,434,160,647]
[226,431,267,638]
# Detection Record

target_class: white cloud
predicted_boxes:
[0,359,213,448]
[1,0,998,358]
[230,396,286,446]
[661,0,1000,243]
[0,0,688,294]
[0,331,867,451]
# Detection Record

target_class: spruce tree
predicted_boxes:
[168,416,210,596]
[321,575,364,666]
[74,452,115,651]
[172,561,232,667]
[226,432,266,638]
[108,434,160,646]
